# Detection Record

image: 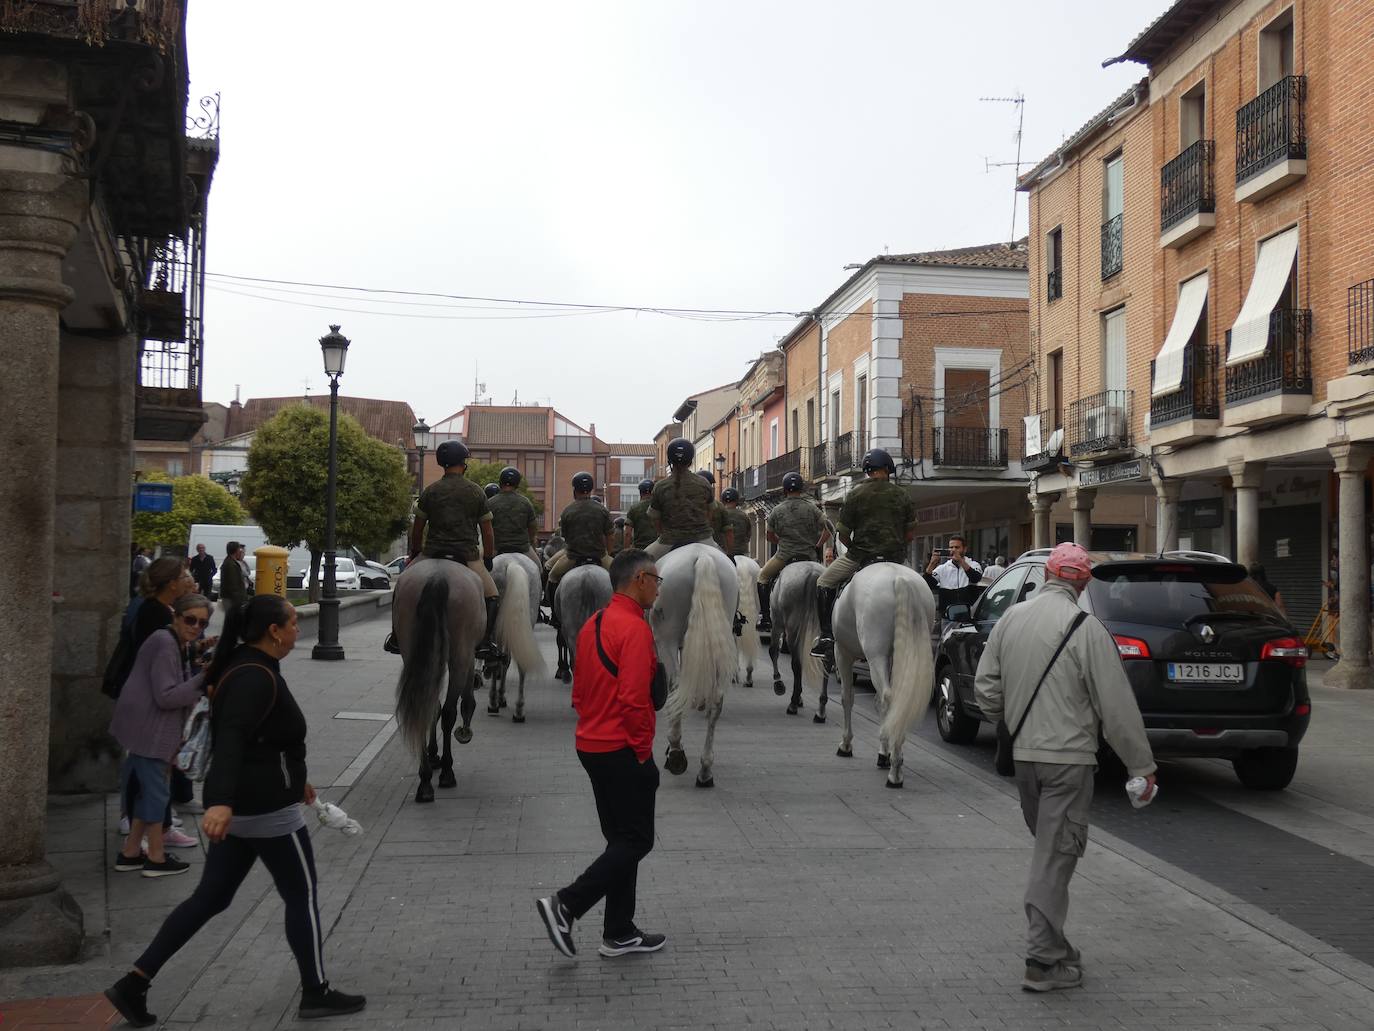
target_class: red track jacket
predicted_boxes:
[573,593,657,761]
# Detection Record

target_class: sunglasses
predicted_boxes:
[180,614,210,629]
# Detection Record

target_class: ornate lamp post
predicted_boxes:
[312,324,350,661]
[412,417,431,494]
[715,452,726,498]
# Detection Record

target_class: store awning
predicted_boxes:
[1151,272,1209,397]
[1227,227,1299,367]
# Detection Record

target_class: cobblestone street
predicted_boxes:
[5,617,1374,1030]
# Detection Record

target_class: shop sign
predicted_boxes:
[916,502,960,525]
[1077,458,1144,488]
[1179,498,1224,530]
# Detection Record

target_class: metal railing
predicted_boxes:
[1022,410,1062,471]
[1236,75,1306,185]
[1149,344,1220,427]
[810,442,830,479]
[1047,268,1062,301]
[833,432,855,474]
[1100,213,1123,280]
[729,471,744,496]
[1161,139,1215,233]
[764,449,801,490]
[1350,279,1374,367]
[741,466,767,501]
[1068,389,1133,456]
[932,426,1008,469]
[1225,309,1313,403]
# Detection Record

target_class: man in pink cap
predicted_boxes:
[975,542,1156,992]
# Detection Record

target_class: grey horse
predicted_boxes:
[486,553,546,722]
[393,557,485,803]
[553,563,612,682]
[651,543,739,788]
[766,560,831,719]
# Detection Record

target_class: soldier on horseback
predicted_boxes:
[488,465,541,566]
[544,471,615,622]
[716,488,752,559]
[755,472,829,632]
[623,478,657,551]
[643,438,732,559]
[810,447,916,667]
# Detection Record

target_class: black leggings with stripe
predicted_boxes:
[135,826,326,989]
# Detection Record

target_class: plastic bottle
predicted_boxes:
[1125,776,1158,809]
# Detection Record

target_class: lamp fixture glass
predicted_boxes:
[412,417,432,451]
[714,453,726,472]
[320,324,351,378]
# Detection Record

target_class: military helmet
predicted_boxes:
[484,482,499,498]
[861,447,896,477]
[572,471,595,494]
[638,478,654,496]
[666,437,694,467]
[613,516,626,528]
[781,471,805,493]
[435,440,469,468]
[720,487,740,503]
[498,465,522,487]
[698,469,714,485]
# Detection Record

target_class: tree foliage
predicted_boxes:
[132,473,245,550]
[239,405,414,598]
[462,460,543,518]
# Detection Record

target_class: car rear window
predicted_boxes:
[1086,564,1284,625]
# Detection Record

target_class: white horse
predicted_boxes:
[486,553,546,723]
[734,555,761,688]
[652,543,739,788]
[833,563,937,788]
[767,560,830,719]
[554,564,612,682]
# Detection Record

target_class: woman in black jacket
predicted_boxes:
[104,595,365,1027]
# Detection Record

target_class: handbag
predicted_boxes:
[176,662,279,781]
[100,599,145,699]
[994,612,1087,777]
[594,609,668,711]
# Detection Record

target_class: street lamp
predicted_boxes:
[312,324,350,661]
[412,417,431,493]
[715,453,726,498]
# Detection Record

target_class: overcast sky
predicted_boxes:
[187,1,1165,443]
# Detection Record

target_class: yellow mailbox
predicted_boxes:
[254,545,290,598]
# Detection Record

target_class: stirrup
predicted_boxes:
[809,637,832,659]
[732,610,746,636]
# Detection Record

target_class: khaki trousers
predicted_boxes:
[758,553,814,584]
[1013,761,1095,965]
[816,553,863,589]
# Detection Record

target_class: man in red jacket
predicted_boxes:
[537,548,666,959]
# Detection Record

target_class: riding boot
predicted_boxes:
[756,581,773,631]
[475,597,503,660]
[809,587,837,662]
[546,581,561,629]
[383,630,401,655]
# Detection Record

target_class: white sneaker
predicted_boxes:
[170,814,184,829]
[163,827,199,849]
[118,816,130,835]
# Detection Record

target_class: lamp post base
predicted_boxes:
[311,596,346,661]
[311,641,346,661]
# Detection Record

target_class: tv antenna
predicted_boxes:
[980,93,1027,242]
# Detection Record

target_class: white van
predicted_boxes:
[188,524,269,597]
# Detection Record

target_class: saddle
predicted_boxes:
[571,554,604,568]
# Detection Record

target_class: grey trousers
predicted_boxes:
[643,530,720,560]
[816,553,862,589]
[1013,761,1095,965]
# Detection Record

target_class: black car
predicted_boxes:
[933,551,1311,790]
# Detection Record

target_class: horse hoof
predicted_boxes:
[512,714,526,724]
[743,678,753,689]
[500,700,508,709]
[813,714,826,724]
[487,705,501,716]
[438,768,457,789]
[454,726,473,745]
[559,670,572,684]
[665,749,688,776]
[876,753,891,769]
[884,778,903,789]
[773,681,785,696]
[836,747,853,758]
[795,697,804,708]
[415,783,434,804]
[786,703,799,715]
[695,775,714,789]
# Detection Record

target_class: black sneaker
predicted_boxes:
[114,850,147,872]
[104,973,156,1028]
[141,854,190,878]
[599,930,667,957]
[299,983,367,1020]
[536,895,576,957]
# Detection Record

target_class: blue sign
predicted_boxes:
[134,482,175,513]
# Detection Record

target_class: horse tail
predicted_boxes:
[794,566,825,691]
[497,560,546,680]
[669,552,737,718]
[734,557,759,670]
[880,574,935,747]
[395,572,450,757]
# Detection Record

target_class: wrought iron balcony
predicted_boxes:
[1225,309,1312,403]
[809,442,830,479]
[764,449,802,490]
[932,426,1008,469]
[1350,279,1374,368]
[741,466,767,501]
[833,432,855,474]
[1236,76,1306,186]
[1150,344,1220,428]
[1022,410,1064,473]
[1100,214,1123,280]
[1161,139,1215,234]
[1068,389,1132,456]
[1047,268,1062,301]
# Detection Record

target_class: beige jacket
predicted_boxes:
[974,579,1155,777]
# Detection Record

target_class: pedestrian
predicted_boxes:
[973,542,1156,992]
[130,544,151,599]
[1247,562,1286,614]
[537,549,666,959]
[110,593,212,879]
[218,541,249,612]
[188,542,216,597]
[982,554,1008,585]
[103,595,366,1027]
[924,534,984,617]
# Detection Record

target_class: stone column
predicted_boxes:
[1068,486,1096,548]
[1153,475,1183,553]
[1326,441,1373,690]
[0,162,87,964]
[1031,490,1057,550]
[1228,458,1265,567]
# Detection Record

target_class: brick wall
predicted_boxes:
[826,302,872,438]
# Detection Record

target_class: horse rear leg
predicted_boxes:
[437,687,458,789]
[555,628,571,683]
[815,670,829,724]
[454,665,477,745]
[511,664,526,724]
[664,711,688,776]
[769,635,785,696]
[487,664,501,716]
[417,715,439,803]
[836,651,856,758]
[696,698,723,788]
[786,646,805,715]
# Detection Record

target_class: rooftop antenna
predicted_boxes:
[981,92,1027,242]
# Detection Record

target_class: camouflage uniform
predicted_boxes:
[547,497,614,585]
[487,488,541,564]
[716,506,752,558]
[643,471,727,559]
[624,498,658,550]
[416,473,498,597]
[759,496,826,583]
[816,478,916,589]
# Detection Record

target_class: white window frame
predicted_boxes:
[769,418,779,459]
[852,355,871,446]
[932,347,1002,431]
[827,371,845,442]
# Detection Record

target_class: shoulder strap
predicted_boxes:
[212,662,280,735]
[593,609,619,678]
[1009,612,1088,744]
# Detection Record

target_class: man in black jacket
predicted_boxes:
[218,542,249,611]
[189,543,217,597]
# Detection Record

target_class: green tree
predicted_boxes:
[132,473,245,551]
[239,404,413,601]
[463,460,543,519]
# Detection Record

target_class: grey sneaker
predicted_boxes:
[536,896,576,957]
[1022,960,1083,992]
[599,930,666,957]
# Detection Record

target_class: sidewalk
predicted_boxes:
[4,619,1374,1029]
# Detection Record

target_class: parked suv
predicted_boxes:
[933,551,1311,790]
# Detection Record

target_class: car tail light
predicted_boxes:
[1114,635,1151,659]
[1261,637,1308,668]
[1295,703,1311,717]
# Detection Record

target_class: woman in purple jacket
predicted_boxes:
[110,593,211,879]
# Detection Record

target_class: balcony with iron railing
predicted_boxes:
[1223,309,1312,426]
[764,448,802,490]
[833,432,856,475]
[1350,279,1374,372]
[932,426,1008,469]
[1160,139,1216,248]
[1022,410,1065,473]
[1235,75,1307,202]
[740,465,767,501]
[1100,214,1123,280]
[810,442,830,480]
[1068,389,1132,457]
[1149,344,1220,445]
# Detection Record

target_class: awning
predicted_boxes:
[1151,272,1209,397]
[1227,227,1299,366]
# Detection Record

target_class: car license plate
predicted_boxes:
[1166,662,1243,683]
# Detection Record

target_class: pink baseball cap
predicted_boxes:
[1046,542,1092,584]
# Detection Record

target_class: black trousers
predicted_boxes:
[558,748,659,939]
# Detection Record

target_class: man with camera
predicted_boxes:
[925,533,983,618]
